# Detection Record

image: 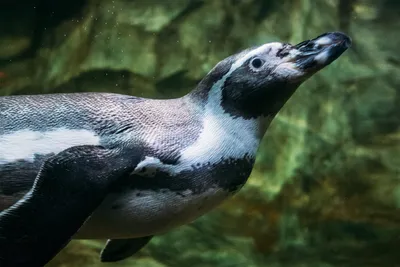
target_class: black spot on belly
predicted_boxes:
[112,155,255,194]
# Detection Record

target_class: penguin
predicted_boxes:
[0,32,351,266]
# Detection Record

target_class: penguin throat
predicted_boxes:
[198,85,271,151]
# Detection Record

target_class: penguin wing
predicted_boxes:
[0,145,142,267]
[100,235,153,262]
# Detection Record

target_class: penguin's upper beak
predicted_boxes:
[290,32,352,71]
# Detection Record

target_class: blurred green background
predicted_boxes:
[0,0,399,266]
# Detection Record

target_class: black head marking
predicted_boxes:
[189,59,232,103]
[193,33,351,120]
[189,47,258,103]
[221,60,299,119]
[190,43,304,119]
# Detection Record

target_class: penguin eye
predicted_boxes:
[250,57,265,69]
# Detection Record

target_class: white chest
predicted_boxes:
[134,111,262,177]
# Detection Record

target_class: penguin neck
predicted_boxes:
[185,85,272,156]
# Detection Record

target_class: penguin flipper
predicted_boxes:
[100,236,153,262]
[0,145,140,267]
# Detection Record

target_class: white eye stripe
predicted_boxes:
[216,42,283,82]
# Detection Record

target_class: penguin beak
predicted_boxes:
[291,32,352,71]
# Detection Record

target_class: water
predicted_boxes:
[0,0,399,266]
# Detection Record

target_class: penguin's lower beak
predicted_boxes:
[291,32,352,71]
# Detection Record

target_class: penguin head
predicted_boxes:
[193,32,351,119]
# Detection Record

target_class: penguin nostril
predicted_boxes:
[306,43,314,48]
[314,44,322,50]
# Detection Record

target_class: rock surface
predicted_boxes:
[0,0,399,266]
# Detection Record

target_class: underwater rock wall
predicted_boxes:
[0,0,399,266]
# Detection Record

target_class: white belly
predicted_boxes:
[75,187,231,239]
